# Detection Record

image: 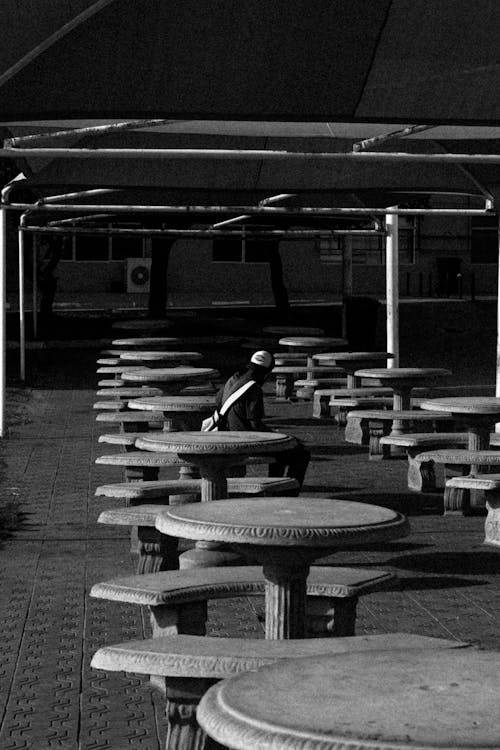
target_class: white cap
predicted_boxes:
[250,350,274,369]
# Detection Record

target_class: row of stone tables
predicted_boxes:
[92,331,499,749]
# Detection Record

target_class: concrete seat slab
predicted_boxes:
[98,431,157,446]
[380,432,469,448]
[111,337,180,346]
[93,401,126,411]
[91,632,465,680]
[96,476,298,501]
[447,474,500,490]
[96,411,165,423]
[90,565,396,606]
[416,449,500,464]
[95,387,163,398]
[347,409,454,421]
[97,365,146,374]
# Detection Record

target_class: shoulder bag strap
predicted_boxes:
[218,379,257,416]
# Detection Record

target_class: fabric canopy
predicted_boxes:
[1,0,500,124]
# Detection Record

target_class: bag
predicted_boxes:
[201,412,219,432]
[201,379,256,432]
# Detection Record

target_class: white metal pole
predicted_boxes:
[18,226,25,381]
[0,207,6,436]
[32,234,38,339]
[386,209,399,367]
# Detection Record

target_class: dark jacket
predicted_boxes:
[215,369,268,431]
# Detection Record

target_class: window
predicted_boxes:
[212,235,275,263]
[471,215,498,263]
[55,224,147,261]
[74,234,109,261]
[318,217,416,265]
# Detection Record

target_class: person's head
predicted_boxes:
[249,350,275,383]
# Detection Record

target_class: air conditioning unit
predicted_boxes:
[127,258,151,293]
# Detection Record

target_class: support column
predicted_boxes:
[0,207,6,437]
[385,209,399,368]
[18,225,25,382]
[32,234,38,339]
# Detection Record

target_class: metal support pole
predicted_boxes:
[0,207,6,436]
[341,235,353,340]
[32,235,38,339]
[18,226,25,381]
[386,210,399,367]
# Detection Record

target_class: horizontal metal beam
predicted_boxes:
[21,225,384,239]
[5,201,493,216]
[2,146,500,164]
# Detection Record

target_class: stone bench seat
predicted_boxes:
[96,476,297,502]
[380,432,469,491]
[96,387,163,399]
[91,565,396,637]
[379,432,500,492]
[96,451,276,481]
[97,357,120,366]
[98,431,162,446]
[415,449,500,515]
[272,366,343,400]
[96,411,165,431]
[93,400,126,411]
[97,378,126,387]
[97,365,145,375]
[295,377,346,389]
[294,377,347,401]
[346,409,454,458]
[96,451,192,481]
[273,354,307,366]
[312,387,393,418]
[313,383,495,420]
[446,473,500,546]
[328,397,393,426]
[90,631,464,749]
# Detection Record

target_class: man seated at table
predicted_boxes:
[215,350,310,492]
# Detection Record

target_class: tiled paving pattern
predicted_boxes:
[0,346,499,748]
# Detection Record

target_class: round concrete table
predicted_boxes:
[158,496,408,639]
[121,366,218,395]
[420,397,500,513]
[111,318,174,332]
[354,367,452,411]
[118,350,203,367]
[111,337,180,348]
[354,367,452,445]
[198,647,497,750]
[263,326,325,337]
[139,431,298,568]
[419,397,500,452]
[279,336,348,382]
[128,395,216,431]
[136,431,296,502]
[314,351,394,388]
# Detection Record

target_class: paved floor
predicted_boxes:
[0,346,499,749]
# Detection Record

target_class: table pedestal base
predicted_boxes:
[264,561,309,639]
[178,543,244,569]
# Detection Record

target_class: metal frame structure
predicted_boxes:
[0,131,499,437]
